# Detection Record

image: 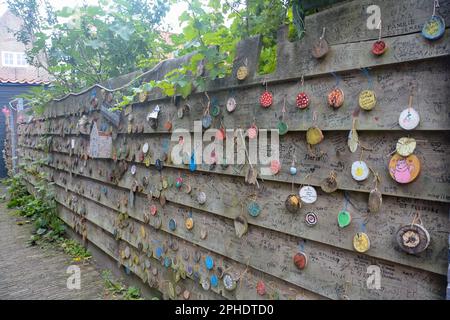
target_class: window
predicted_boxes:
[1,51,28,67]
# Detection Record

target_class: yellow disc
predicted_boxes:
[140,225,146,239]
[306,126,324,145]
[353,232,370,253]
[139,91,147,103]
[185,217,194,230]
[358,90,376,110]
[396,137,416,157]
[236,66,248,80]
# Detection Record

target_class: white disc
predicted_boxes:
[142,142,149,154]
[130,165,137,175]
[351,161,369,181]
[399,108,420,130]
[299,186,317,204]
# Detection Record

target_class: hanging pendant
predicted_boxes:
[299,185,317,204]
[259,91,273,108]
[396,137,416,157]
[296,92,310,109]
[247,125,258,139]
[234,215,248,238]
[189,153,197,172]
[202,114,212,129]
[368,188,382,213]
[285,194,301,213]
[306,126,324,145]
[351,160,369,181]
[293,251,308,270]
[277,121,288,135]
[372,40,387,56]
[256,281,266,296]
[396,223,430,254]
[226,97,237,113]
[205,255,214,270]
[353,232,370,252]
[168,218,177,231]
[236,65,248,80]
[389,154,420,184]
[358,90,376,110]
[247,201,261,217]
[399,108,420,130]
[200,228,208,240]
[337,210,352,228]
[290,166,297,176]
[175,177,183,189]
[223,273,237,291]
[185,217,194,230]
[312,28,329,59]
[197,191,207,205]
[422,15,445,41]
[305,212,318,226]
[327,88,345,109]
[270,159,281,175]
[321,172,338,193]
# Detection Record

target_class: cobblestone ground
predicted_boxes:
[0,184,106,300]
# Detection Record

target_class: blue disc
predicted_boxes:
[202,115,212,129]
[155,247,163,258]
[189,153,197,172]
[422,15,445,40]
[210,274,219,287]
[169,218,177,231]
[205,255,214,270]
[247,201,261,217]
[164,257,172,268]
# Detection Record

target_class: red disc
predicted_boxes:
[259,91,273,108]
[256,280,266,296]
[293,252,307,270]
[296,92,310,109]
[372,40,386,56]
[150,204,157,216]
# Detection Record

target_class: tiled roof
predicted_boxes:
[0,77,50,85]
[0,67,51,85]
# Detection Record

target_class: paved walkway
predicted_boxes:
[0,185,106,300]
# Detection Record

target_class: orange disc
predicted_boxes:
[388,154,420,184]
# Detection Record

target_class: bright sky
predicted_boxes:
[0,0,187,33]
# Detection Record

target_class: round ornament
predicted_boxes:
[247,125,258,139]
[185,217,194,230]
[353,232,371,253]
[142,142,149,154]
[247,201,261,217]
[259,91,273,108]
[223,274,237,291]
[337,210,352,228]
[210,105,221,117]
[399,108,420,130]
[175,177,183,189]
[368,188,382,213]
[285,194,301,213]
[396,223,430,254]
[210,275,219,287]
[197,191,207,205]
[236,66,248,80]
[200,228,208,240]
[256,281,266,296]
[306,126,324,145]
[270,160,281,175]
[226,97,237,113]
[299,186,317,204]
[150,204,157,216]
[215,128,226,141]
[328,88,345,108]
[372,40,387,56]
[351,161,370,181]
[205,255,214,270]
[138,91,147,103]
[277,121,288,135]
[422,15,445,41]
[164,257,172,268]
[293,252,308,270]
[358,90,376,110]
[202,115,212,129]
[389,154,420,184]
[201,278,210,291]
[396,137,416,157]
[305,212,318,226]
[296,92,310,109]
[168,218,177,231]
[321,174,338,193]
[290,166,297,175]
[312,38,329,59]
[130,165,136,175]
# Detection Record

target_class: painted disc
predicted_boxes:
[142,143,149,154]
[150,204,157,216]
[389,154,420,184]
[338,210,352,228]
[358,90,377,110]
[259,91,273,108]
[168,218,177,231]
[223,274,237,291]
[422,15,445,41]
[130,165,136,175]
[270,159,281,175]
[312,38,329,59]
[205,255,214,270]
[277,121,288,135]
[164,257,172,268]
[210,105,221,117]
[226,97,237,112]
[396,224,431,254]
[197,191,206,204]
[201,278,210,291]
[293,251,308,270]
[290,166,297,175]
[396,137,416,157]
[202,114,212,129]
[351,160,369,181]
[185,217,194,230]
[305,212,318,226]
[247,201,261,217]
[306,126,324,145]
[247,125,258,139]
[296,92,310,109]
[210,274,219,287]
[236,66,248,80]
[372,40,387,56]
[256,281,266,296]
[200,228,208,240]
[285,194,301,213]
[138,91,147,103]
[353,232,371,253]
[299,185,318,204]
[328,88,345,108]
[399,108,420,130]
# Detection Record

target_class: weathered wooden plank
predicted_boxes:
[18,128,450,202]
[18,57,450,133]
[37,163,449,276]
[46,182,447,300]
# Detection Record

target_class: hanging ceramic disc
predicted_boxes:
[256,281,266,296]
[353,232,371,252]
[197,191,207,204]
[259,91,273,108]
[337,210,351,228]
[223,273,237,291]
[421,15,445,41]
[236,66,248,80]
[396,137,416,157]
[142,142,149,154]
[234,215,248,238]
[305,212,318,226]
[247,125,258,139]
[351,160,369,181]
[130,165,136,175]
[312,38,329,59]
[205,255,214,270]
[293,251,308,270]
[285,194,301,213]
[368,188,382,213]
[247,201,261,217]
[388,154,420,184]
[185,217,194,230]
[277,121,288,135]
[210,274,219,287]
[358,90,376,110]
[168,218,177,231]
[202,114,212,129]
[210,105,221,117]
[306,126,324,145]
[372,40,387,56]
[398,108,420,130]
[328,88,345,108]
[296,92,310,109]
[201,278,210,291]
[226,97,237,112]
[321,176,338,193]
[396,223,430,254]
[299,186,317,204]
